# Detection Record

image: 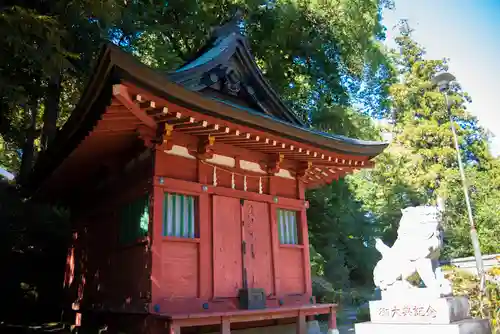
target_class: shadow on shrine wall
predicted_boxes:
[0,181,70,325]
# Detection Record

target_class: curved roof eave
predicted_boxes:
[106,45,388,156]
[211,97,389,155]
[27,44,389,194]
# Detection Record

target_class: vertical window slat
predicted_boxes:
[163,192,197,239]
[277,208,299,245]
[291,211,298,244]
[162,194,170,237]
[167,193,173,237]
[188,196,194,238]
[278,209,284,244]
[179,194,185,237]
[284,210,290,244]
[174,194,180,237]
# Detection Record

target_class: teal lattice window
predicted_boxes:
[277,208,299,245]
[163,192,197,238]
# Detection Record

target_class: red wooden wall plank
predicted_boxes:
[162,242,199,298]
[155,152,197,182]
[279,247,305,294]
[213,196,243,298]
[274,177,297,199]
[242,201,273,294]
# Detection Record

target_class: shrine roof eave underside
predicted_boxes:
[26,44,388,193]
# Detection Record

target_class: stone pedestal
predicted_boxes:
[355,293,491,334]
[369,296,469,324]
[355,319,491,334]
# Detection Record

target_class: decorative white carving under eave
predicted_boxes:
[164,145,196,159]
[275,169,295,179]
[239,160,266,174]
[206,154,236,167]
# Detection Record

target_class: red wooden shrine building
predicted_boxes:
[28,16,387,334]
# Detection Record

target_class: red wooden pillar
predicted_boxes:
[198,192,212,298]
[269,204,280,296]
[296,312,307,334]
[150,180,164,312]
[269,176,281,296]
[297,178,305,200]
[198,158,213,298]
[300,207,312,295]
[328,306,338,332]
[298,180,312,295]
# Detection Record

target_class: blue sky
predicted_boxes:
[382,0,500,155]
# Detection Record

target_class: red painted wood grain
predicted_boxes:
[278,247,305,294]
[212,196,243,298]
[162,241,199,298]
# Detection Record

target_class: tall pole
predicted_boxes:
[443,92,486,291]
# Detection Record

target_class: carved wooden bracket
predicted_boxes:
[163,124,174,151]
[136,125,158,149]
[189,135,215,160]
[266,153,284,174]
[296,161,313,179]
[112,84,157,129]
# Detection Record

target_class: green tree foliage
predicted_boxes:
[440,163,500,257]
[0,0,125,179]
[308,179,382,288]
[350,22,500,257]
[307,107,388,290]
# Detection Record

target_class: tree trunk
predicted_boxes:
[41,74,61,151]
[18,102,38,185]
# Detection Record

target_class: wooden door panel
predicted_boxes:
[242,200,274,295]
[279,247,305,294]
[213,196,243,298]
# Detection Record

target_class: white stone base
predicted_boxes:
[369,296,470,324]
[355,319,491,334]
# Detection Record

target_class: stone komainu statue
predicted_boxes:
[373,205,452,296]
